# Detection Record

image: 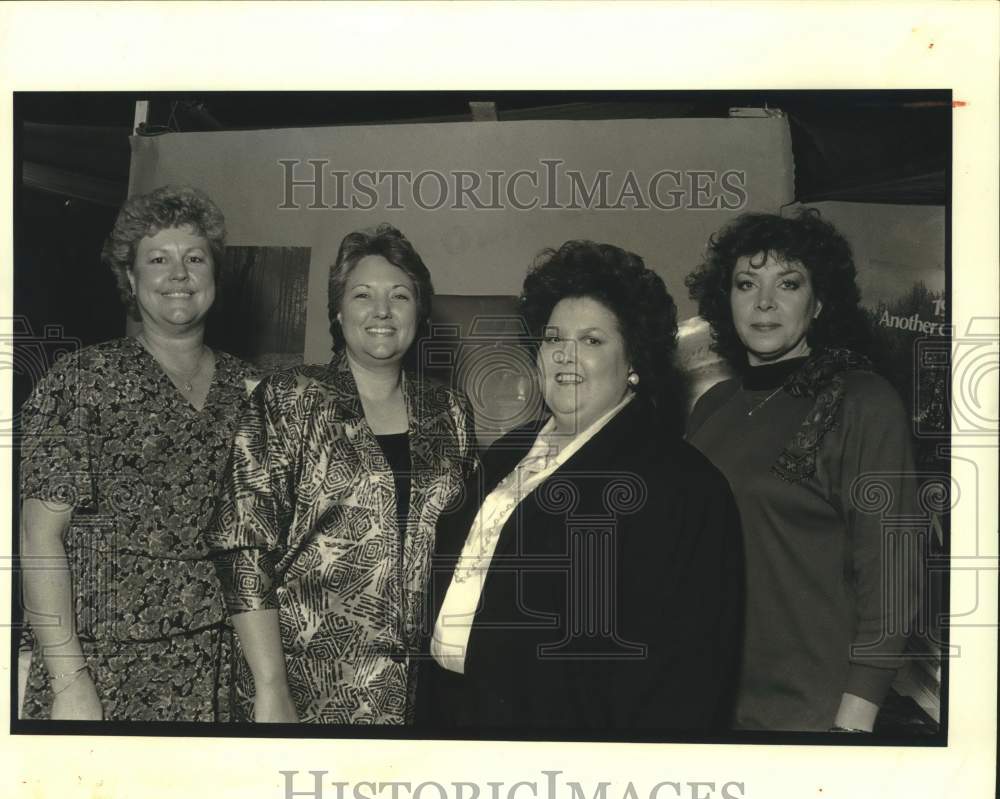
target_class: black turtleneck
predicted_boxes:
[742,356,809,391]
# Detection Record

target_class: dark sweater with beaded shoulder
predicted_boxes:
[687,354,921,731]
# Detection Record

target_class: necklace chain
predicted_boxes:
[746,385,784,416]
[137,333,208,393]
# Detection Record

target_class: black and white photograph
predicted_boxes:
[1,3,997,799]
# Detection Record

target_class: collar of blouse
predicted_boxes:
[326,349,465,475]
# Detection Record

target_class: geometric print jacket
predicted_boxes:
[206,352,478,723]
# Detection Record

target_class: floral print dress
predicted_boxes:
[19,337,256,721]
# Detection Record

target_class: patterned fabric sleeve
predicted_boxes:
[19,352,96,512]
[836,372,922,701]
[451,390,480,479]
[205,373,306,615]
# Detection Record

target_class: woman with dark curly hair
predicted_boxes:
[685,210,920,732]
[19,185,257,720]
[206,224,477,724]
[418,240,743,731]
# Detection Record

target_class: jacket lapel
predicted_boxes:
[405,375,436,550]
[326,351,365,420]
[325,353,399,539]
[462,399,659,668]
[494,398,653,557]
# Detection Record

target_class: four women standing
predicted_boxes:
[19,190,920,734]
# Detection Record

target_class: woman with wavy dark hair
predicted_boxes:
[418,240,743,731]
[685,210,920,733]
[207,224,477,724]
[19,185,256,721]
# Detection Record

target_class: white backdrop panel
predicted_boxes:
[129,117,793,362]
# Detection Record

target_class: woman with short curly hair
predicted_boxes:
[686,210,920,733]
[19,185,256,721]
[418,240,743,731]
[102,185,228,320]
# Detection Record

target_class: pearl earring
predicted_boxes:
[627,371,640,386]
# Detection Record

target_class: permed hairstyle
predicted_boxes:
[520,240,681,416]
[327,224,434,354]
[685,209,867,368]
[101,185,227,321]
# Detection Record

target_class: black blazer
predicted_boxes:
[417,397,744,734]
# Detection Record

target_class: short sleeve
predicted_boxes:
[19,353,96,512]
[205,374,304,614]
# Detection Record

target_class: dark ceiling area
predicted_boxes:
[15,89,952,128]
[16,90,951,207]
[12,90,953,389]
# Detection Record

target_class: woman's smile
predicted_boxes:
[337,254,418,366]
[129,225,216,333]
[539,296,631,432]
